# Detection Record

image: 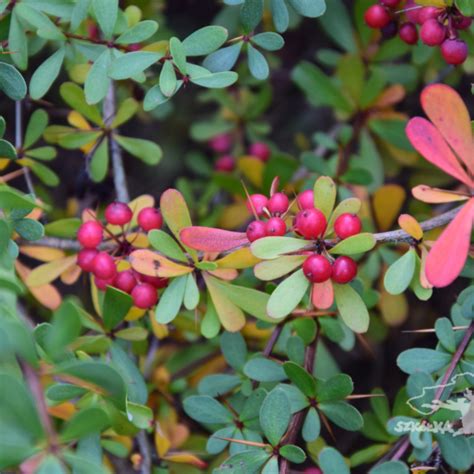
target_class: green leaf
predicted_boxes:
[456,0,474,15]
[169,37,187,75]
[279,444,306,463]
[30,47,65,100]
[148,229,187,261]
[198,374,241,397]
[92,0,118,39]
[397,348,451,374]
[319,447,350,474]
[111,98,139,128]
[143,84,175,111]
[252,32,284,51]
[14,218,44,241]
[316,373,353,402]
[60,407,109,442]
[60,82,103,125]
[183,395,233,424]
[314,176,336,220]
[317,0,355,53]
[24,110,49,149]
[267,269,310,319]
[25,146,56,161]
[115,326,148,341]
[333,283,370,333]
[102,286,133,330]
[270,0,289,32]
[435,432,472,471]
[248,44,269,80]
[109,52,162,80]
[319,400,363,431]
[288,0,326,17]
[85,49,111,105]
[254,255,306,281]
[160,60,177,97]
[37,455,65,474]
[15,4,65,40]
[241,0,264,32]
[260,388,291,445]
[184,274,200,310]
[251,236,308,259]
[71,0,92,32]
[0,185,36,210]
[114,135,162,165]
[369,119,413,152]
[27,161,59,186]
[9,11,28,70]
[244,357,286,382]
[221,331,248,371]
[126,402,153,429]
[283,361,316,397]
[190,71,239,88]
[0,139,17,159]
[370,461,409,474]
[329,233,376,255]
[183,26,228,56]
[302,407,320,441]
[155,275,187,323]
[215,450,270,473]
[46,384,87,403]
[116,20,159,45]
[203,43,243,72]
[90,137,109,183]
[0,62,27,100]
[384,249,416,295]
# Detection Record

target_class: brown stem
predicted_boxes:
[16,101,35,196]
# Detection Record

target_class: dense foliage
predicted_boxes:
[0,0,474,473]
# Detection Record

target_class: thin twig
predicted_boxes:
[136,430,152,474]
[104,84,130,203]
[16,101,35,196]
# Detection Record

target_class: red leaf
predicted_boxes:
[421,84,474,174]
[312,280,334,309]
[180,227,249,252]
[406,117,473,187]
[425,198,474,287]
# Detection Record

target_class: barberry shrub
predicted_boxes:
[0,1,473,473]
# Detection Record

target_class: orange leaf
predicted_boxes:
[20,246,66,262]
[420,245,432,289]
[164,452,207,469]
[26,255,77,287]
[398,214,423,240]
[311,280,334,309]
[129,249,193,278]
[215,247,260,269]
[60,263,82,285]
[421,84,474,174]
[48,402,76,420]
[68,111,91,130]
[180,226,249,253]
[207,268,238,280]
[412,185,470,204]
[425,199,474,287]
[406,117,473,187]
[374,84,405,108]
[373,184,406,231]
[155,423,171,457]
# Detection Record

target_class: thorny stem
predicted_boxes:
[16,100,35,196]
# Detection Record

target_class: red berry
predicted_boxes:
[334,214,362,240]
[379,0,400,7]
[303,469,322,474]
[453,16,472,30]
[405,0,421,24]
[114,270,137,294]
[77,221,103,249]
[364,5,391,29]
[267,192,289,215]
[138,207,163,232]
[297,189,314,210]
[294,209,327,240]
[249,142,271,162]
[265,217,287,236]
[94,276,115,291]
[417,7,441,24]
[92,252,117,280]
[246,220,267,242]
[215,155,235,172]
[131,283,158,309]
[105,202,133,226]
[77,248,98,272]
[399,22,418,44]
[332,256,358,284]
[420,19,445,46]
[209,133,232,153]
[246,194,268,217]
[139,273,169,289]
[303,255,332,283]
[441,38,468,65]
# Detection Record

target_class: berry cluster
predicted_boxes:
[209,133,272,173]
[364,0,471,65]
[76,202,166,309]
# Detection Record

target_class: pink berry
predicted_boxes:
[417,7,441,24]
[77,248,98,272]
[294,208,327,240]
[249,142,271,162]
[379,0,400,7]
[92,252,117,280]
[332,256,358,284]
[297,189,314,210]
[77,221,103,249]
[334,214,362,240]
[267,192,289,215]
[94,276,115,291]
[405,0,421,24]
[364,5,391,29]
[104,202,133,226]
[399,22,418,44]
[265,217,287,236]
[303,255,332,283]
[246,194,268,217]
[246,220,267,242]
[441,38,468,65]
[454,16,472,30]
[209,133,232,153]
[114,270,137,294]
[303,468,322,474]
[139,274,169,289]
[138,208,163,232]
[131,283,158,309]
[215,155,235,172]
[420,19,446,46]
